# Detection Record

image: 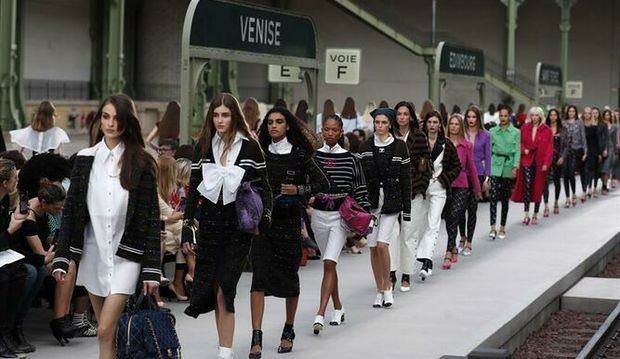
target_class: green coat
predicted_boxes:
[490,123,521,178]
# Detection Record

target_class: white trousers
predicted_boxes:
[390,195,422,275]
[415,180,447,262]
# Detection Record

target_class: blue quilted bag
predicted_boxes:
[116,292,182,359]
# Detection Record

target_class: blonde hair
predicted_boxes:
[157,155,178,203]
[447,113,466,140]
[175,158,191,187]
[528,106,545,125]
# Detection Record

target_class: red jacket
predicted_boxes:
[511,123,553,203]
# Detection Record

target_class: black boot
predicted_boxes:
[49,315,77,346]
[390,271,397,291]
[277,324,295,354]
[248,329,262,359]
[12,325,35,353]
[0,335,17,358]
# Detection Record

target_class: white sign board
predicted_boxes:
[566,81,583,99]
[268,65,302,83]
[325,48,361,85]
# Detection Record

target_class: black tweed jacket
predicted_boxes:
[52,145,161,283]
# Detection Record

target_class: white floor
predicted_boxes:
[23,185,620,358]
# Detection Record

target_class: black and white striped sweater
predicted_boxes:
[313,148,370,212]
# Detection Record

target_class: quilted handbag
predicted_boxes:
[338,196,374,236]
[116,292,182,359]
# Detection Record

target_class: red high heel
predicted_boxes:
[522,217,530,226]
[543,208,550,218]
[531,217,538,225]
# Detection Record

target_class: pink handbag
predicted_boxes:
[338,196,374,236]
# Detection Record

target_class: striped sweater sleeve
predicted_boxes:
[351,154,371,211]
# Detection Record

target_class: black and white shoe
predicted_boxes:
[419,260,433,281]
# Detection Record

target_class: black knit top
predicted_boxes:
[358,136,412,219]
[264,147,329,207]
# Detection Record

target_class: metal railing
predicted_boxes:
[24,79,90,101]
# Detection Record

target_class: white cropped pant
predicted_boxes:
[311,209,347,263]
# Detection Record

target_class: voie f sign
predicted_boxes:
[325,48,361,85]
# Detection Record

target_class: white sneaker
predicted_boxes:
[330,308,345,326]
[313,315,324,335]
[498,231,506,239]
[383,290,394,308]
[218,346,234,359]
[373,292,383,308]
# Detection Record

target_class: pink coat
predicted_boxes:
[511,123,553,203]
[451,139,481,195]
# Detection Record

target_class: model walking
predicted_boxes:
[542,109,567,215]
[182,93,272,359]
[511,107,553,225]
[358,108,411,306]
[250,107,329,357]
[562,105,587,207]
[489,105,520,239]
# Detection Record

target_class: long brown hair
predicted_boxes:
[420,100,435,121]
[95,94,156,190]
[341,97,357,119]
[465,105,484,133]
[197,93,251,158]
[158,101,180,141]
[322,99,336,117]
[157,155,177,203]
[242,97,261,131]
[32,101,55,132]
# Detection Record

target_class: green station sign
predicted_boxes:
[189,0,317,63]
[437,42,485,78]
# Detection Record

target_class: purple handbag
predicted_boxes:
[235,182,263,233]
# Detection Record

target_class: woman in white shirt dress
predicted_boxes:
[52,94,160,359]
[10,101,70,157]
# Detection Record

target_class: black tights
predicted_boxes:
[458,181,480,242]
[563,148,584,198]
[543,166,562,205]
[490,176,512,227]
[522,165,536,212]
[446,188,471,252]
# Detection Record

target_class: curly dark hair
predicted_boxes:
[258,107,315,154]
[18,153,71,199]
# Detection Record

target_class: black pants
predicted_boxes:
[543,164,562,205]
[458,177,482,242]
[0,261,27,335]
[564,148,584,197]
[522,165,537,212]
[583,152,599,191]
[490,176,513,227]
[446,188,471,252]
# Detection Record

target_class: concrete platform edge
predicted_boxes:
[474,231,620,354]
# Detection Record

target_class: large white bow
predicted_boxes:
[197,163,246,205]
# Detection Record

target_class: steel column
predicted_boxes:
[102,0,126,97]
[556,0,577,105]
[0,0,25,129]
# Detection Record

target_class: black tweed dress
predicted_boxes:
[251,147,329,298]
[183,139,272,318]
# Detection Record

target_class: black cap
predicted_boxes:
[370,108,396,121]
